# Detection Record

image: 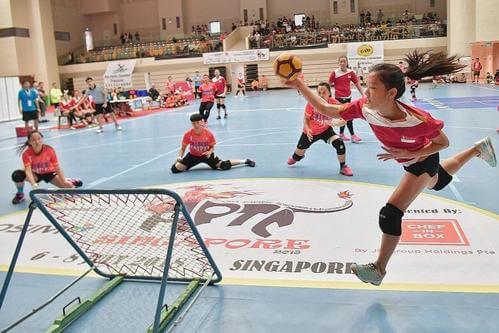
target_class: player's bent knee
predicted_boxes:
[220,160,232,170]
[329,138,345,155]
[216,103,221,109]
[379,203,404,236]
[171,164,184,173]
[12,169,26,182]
[431,166,453,191]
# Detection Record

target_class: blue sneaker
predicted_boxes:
[475,136,497,167]
[351,263,385,286]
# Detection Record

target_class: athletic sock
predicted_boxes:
[16,184,24,194]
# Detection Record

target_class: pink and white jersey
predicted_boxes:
[304,97,340,135]
[340,97,444,165]
[328,68,359,99]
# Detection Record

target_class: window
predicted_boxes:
[209,21,221,34]
[294,14,305,26]
[113,23,117,35]
[350,0,355,13]
[243,9,248,23]
[162,18,166,30]
[55,31,70,41]
[430,0,435,8]
[259,7,264,21]
[176,16,181,29]
[333,1,338,14]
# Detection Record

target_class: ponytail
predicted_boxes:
[370,50,465,99]
[404,50,465,81]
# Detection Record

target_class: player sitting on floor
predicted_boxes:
[11,130,82,204]
[171,114,256,173]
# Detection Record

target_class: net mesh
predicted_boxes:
[32,192,215,280]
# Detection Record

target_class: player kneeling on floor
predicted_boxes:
[11,130,83,204]
[171,114,256,173]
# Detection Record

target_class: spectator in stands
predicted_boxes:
[148,84,160,101]
[120,33,125,45]
[34,81,48,123]
[377,9,384,24]
[135,32,140,42]
[360,11,365,25]
[366,11,372,23]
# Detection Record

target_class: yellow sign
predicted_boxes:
[357,44,374,57]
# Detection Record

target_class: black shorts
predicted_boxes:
[403,153,440,177]
[199,101,214,111]
[214,95,225,99]
[473,71,480,76]
[34,172,57,183]
[297,127,337,150]
[94,103,113,115]
[179,153,221,170]
[22,111,38,121]
[336,97,351,104]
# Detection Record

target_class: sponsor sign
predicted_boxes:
[347,41,384,69]
[1,179,498,287]
[103,59,136,89]
[203,49,269,64]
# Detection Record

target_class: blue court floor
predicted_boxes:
[0,83,498,332]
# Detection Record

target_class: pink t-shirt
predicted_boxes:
[182,128,216,157]
[304,97,340,135]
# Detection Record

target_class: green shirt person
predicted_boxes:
[50,82,63,106]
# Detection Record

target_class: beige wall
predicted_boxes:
[88,12,121,45]
[330,0,358,25]
[159,0,183,39]
[475,0,498,42]
[267,0,330,24]
[121,0,159,38]
[239,0,267,23]
[52,0,88,56]
[447,0,475,56]
[80,0,119,15]
[183,0,240,33]
[359,0,446,21]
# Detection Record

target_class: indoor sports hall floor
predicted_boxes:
[0,83,498,332]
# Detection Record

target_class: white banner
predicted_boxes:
[203,49,270,65]
[347,41,384,70]
[103,60,136,89]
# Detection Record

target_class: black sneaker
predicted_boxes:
[12,193,25,205]
[68,178,83,188]
[224,113,228,119]
[216,115,221,120]
[245,159,256,167]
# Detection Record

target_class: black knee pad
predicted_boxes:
[292,153,304,161]
[329,138,345,155]
[379,203,404,236]
[220,160,232,170]
[432,166,453,191]
[12,169,26,182]
[216,103,221,109]
[171,164,183,174]
[221,104,226,109]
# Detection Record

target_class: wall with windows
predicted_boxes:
[52,0,89,56]
[182,0,240,34]
[358,0,447,22]
[267,0,330,25]
[330,0,359,25]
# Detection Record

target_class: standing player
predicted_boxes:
[212,69,228,119]
[409,78,419,101]
[171,114,256,173]
[82,77,122,133]
[11,130,82,204]
[18,80,40,132]
[471,57,482,83]
[285,50,496,286]
[198,74,217,123]
[287,82,353,176]
[235,73,246,96]
[329,56,365,143]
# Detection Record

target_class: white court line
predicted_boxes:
[466,84,499,93]
[448,183,465,202]
[86,130,293,188]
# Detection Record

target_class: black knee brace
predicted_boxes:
[221,104,226,110]
[220,160,232,170]
[171,164,183,173]
[379,203,404,236]
[216,103,221,109]
[292,153,304,161]
[432,166,453,191]
[12,169,26,182]
[329,138,345,155]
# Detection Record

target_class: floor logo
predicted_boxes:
[400,219,469,246]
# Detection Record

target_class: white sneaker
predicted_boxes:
[96,127,103,134]
[475,136,497,167]
[116,125,122,131]
[351,262,385,286]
